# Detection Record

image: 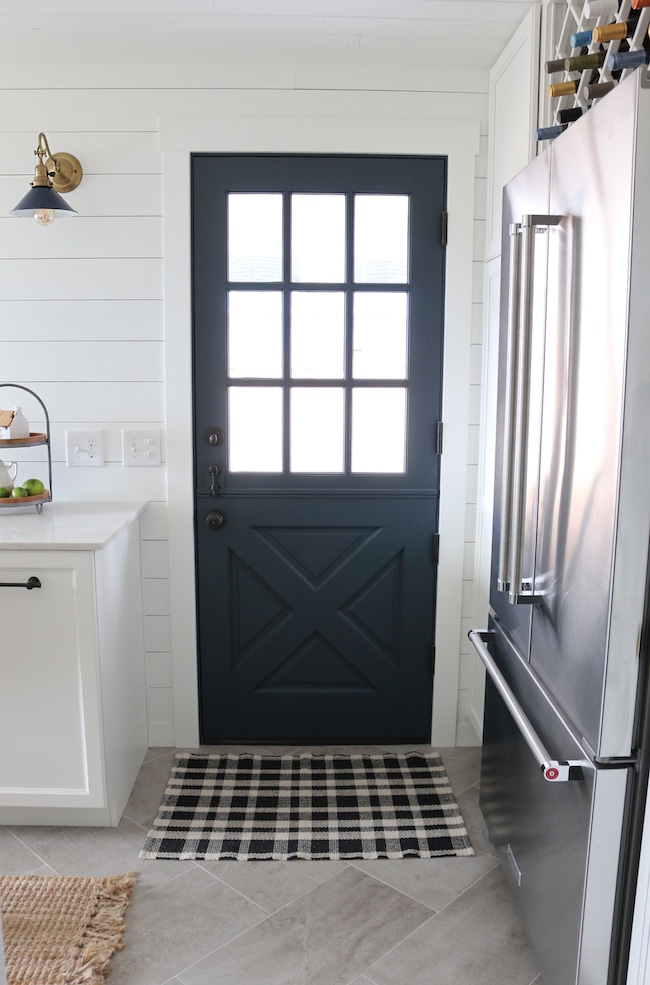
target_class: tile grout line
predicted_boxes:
[358,863,507,985]
[3,827,58,874]
[194,856,351,918]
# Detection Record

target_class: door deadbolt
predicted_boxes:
[205,511,225,531]
[205,428,225,447]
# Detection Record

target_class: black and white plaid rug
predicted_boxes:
[139,751,474,860]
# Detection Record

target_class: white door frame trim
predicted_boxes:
[160,108,480,747]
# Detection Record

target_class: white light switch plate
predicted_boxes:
[122,429,161,466]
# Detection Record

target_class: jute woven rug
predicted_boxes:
[140,751,474,861]
[0,872,136,985]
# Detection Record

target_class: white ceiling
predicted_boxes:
[0,0,538,69]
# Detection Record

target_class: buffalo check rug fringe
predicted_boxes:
[139,752,475,861]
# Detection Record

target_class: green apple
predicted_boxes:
[23,478,44,495]
[0,486,10,498]
[10,487,28,498]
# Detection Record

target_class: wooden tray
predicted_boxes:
[0,490,50,506]
[0,432,47,447]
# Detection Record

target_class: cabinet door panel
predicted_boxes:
[0,552,105,808]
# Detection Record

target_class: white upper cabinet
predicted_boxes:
[485,5,566,261]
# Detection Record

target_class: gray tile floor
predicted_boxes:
[1,745,544,985]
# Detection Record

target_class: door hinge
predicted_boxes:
[441,211,448,247]
[432,532,440,566]
[430,644,436,675]
[435,421,443,455]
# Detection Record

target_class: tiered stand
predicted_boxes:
[0,384,53,512]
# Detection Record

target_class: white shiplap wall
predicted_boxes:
[0,56,489,746]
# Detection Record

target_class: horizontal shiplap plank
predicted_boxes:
[474,176,487,223]
[0,60,295,91]
[1,382,164,420]
[0,87,488,132]
[475,134,489,179]
[0,258,162,299]
[1,341,164,382]
[295,65,488,95]
[140,501,169,540]
[0,175,162,217]
[0,460,167,502]
[71,175,163,216]
[50,460,167,502]
[143,577,171,616]
[473,219,486,262]
[145,651,174,688]
[0,300,163,341]
[0,217,162,260]
[142,540,170,578]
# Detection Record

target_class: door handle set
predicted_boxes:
[498,214,563,606]
[469,630,586,782]
[205,428,225,528]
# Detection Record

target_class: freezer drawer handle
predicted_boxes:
[498,214,563,605]
[469,629,586,782]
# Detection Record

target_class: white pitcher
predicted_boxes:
[0,460,18,490]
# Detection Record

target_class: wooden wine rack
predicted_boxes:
[550,0,650,116]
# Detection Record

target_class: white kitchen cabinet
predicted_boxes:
[0,504,147,825]
[469,3,563,739]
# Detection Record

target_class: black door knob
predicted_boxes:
[205,511,225,531]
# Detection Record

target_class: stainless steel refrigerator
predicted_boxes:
[470,70,650,985]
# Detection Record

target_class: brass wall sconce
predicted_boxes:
[9,132,83,226]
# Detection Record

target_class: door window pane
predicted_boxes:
[351,388,407,473]
[354,195,409,283]
[229,387,282,472]
[291,292,345,379]
[353,292,408,379]
[290,388,345,473]
[228,194,282,282]
[228,291,283,378]
[291,195,345,283]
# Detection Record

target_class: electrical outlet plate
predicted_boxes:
[122,429,161,466]
[65,430,105,467]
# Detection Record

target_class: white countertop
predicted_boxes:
[0,502,147,550]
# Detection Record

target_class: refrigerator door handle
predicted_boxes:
[496,222,521,594]
[469,629,586,781]
[499,214,563,606]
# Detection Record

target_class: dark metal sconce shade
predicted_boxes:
[9,184,78,217]
[9,133,82,223]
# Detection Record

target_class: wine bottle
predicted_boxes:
[557,107,584,123]
[536,125,568,141]
[564,52,606,70]
[546,57,568,73]
[570,29,593,47]
[592,19,638,43]
[584,0,618,15]
[583,80,619,98]
[607,48,650,69]
[548,80,579,98]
